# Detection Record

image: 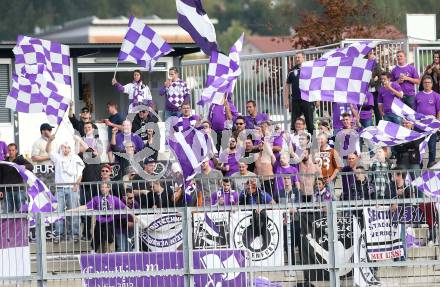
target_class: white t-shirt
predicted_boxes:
[31,137,53,166]
[49,152,85,185]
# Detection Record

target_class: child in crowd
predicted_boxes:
[314,177,333,203]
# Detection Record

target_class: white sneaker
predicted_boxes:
[428,240,434,246]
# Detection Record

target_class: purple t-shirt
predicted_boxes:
[391,64,419,96]
[0,141,7,161]
[115,133,144,152]
[244,113,269,129]
[414,91,440,116]
[219,148,243,177]
[359,92,374,120]
[211,190,239,206]
[274,165,298,192]
[378,82,403,114]
[332,103,357,129]
[208,99,239,132]
[160,80,190,112]
[173,115,200,132]
[86,195,127,223]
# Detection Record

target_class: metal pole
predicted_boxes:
[327,201,340,287]
[281,56,289,131]
[36,213,48,287]
[183,207,194,287]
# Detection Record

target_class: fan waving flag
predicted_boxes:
[176,0,219,55]
[321,41,379,60]
[300,56,375,104]
[391,98,440,132]
[198,34,244,106]
[413,162,440,197]
[118,16,174,70]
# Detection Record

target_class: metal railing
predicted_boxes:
[1,170,440,287]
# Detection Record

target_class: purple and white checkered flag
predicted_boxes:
[360,120,425,146]
[198,34,244,106]
[321,41,379,60]
[13,35,71,85]
[413,162,440,197]
[118,16,174,70]
[391,98,440,132]
[7,64,70,126]
[0,161,57,213]
[300,57,375,104]
[176,0,219,55]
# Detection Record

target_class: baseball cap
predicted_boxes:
[81,107,90,113]
[143,157,156,165]
[40,123,54,131]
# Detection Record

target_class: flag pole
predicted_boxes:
[113,61,119,79]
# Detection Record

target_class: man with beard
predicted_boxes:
[299,149,322,202]
[217,137,243,177]
[69,106,97,137]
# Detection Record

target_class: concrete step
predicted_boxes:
[30,240,91,255]
[408,246,439,259]
[413,227,429,240]
[378,266,440,278]
[31,259,81,274]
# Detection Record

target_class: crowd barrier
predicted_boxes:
[1,170,440,287]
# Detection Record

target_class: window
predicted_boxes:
[0,64,11,123]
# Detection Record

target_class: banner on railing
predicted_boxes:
[363,206,404,260]
[193,212,230,249]
[0,219,31,279]
[139,213,183,251]
[79,250,246,287]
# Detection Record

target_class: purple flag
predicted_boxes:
[360,121,425,146]
[413,162,440,196]
[168,127,212,202]
[0,161,57,214]
[176,0,219,55]
[391,98,440,132]
[300,57,375,104]
[198,34,244,107]
[12,35,71,85]
[7,64,70,126]
[321,41,379,60]
[118,16,174,70]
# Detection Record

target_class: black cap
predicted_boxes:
[143,157,156,165]
[81,107,90,113]
[40,123,54,131]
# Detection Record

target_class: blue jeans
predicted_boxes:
[403,95,415,109]
[55,187,80,237]
[428,133,437,166]
[5,188,27,213]
[116,230,134,252]
[383,113,401,125]
[360,118,373,128]
[164,110,181,121]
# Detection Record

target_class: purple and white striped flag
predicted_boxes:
[413,162,440,197]
[321,41,379,60]
[168,126,212,183]
[0,161,57,213]
[12,35,71,85]
[300,56,375,104]
[7,64,70,126]
[176,0,219,55]
[118,16,174,70]
[198,34,244,106]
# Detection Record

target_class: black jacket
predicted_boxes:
[0,155,33,191]
[395,137,423,166]
[69,115,97,137]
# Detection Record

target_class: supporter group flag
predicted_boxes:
[300,41,378,105]
[176,0,219,55]
[6,35,71,126]
[198,33,244,106]
[118,16,174,70]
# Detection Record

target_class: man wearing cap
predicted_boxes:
[31,123,56,186]
[131,108,159,145]
[69,105,97,137]
[244,100,270,129]
[131,157,162,208]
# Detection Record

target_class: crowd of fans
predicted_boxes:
[0,50,439,254]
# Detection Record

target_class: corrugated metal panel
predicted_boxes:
[0,64,11,123]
